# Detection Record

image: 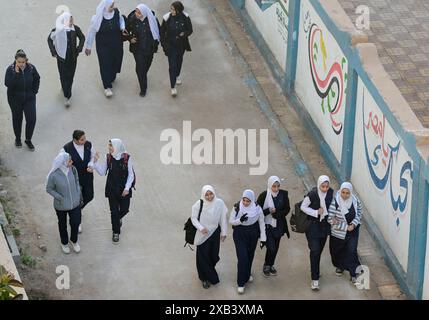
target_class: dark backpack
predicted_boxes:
[183,199,203,249]
[290,199,311,233]
[107,153,136,190]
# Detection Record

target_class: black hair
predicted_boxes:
[15,49,27,60]
[73,130,85,141]
[171,1,184,14]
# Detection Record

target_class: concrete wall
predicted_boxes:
[230,0,429,299]
[245,0,289,71]
[295,0,347,162]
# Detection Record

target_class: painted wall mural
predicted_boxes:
[245,0,289,71]
[352,78,413,270]
[295,0,348,161]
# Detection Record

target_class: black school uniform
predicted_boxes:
[48,26,85,99]
[96,9,124,89]
[126,11,160,95]
[257,190,290,268]
[160,12,193,88]
[4,62,40,142]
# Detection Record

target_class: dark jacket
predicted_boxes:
[125,11,160,55]
[160,12,193,55]
[4,62,40,103]
[257,189,291,238]
[47,25,85,62]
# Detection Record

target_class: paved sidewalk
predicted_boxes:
[338,0,429,127]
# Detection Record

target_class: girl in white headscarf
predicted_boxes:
[256,176,290,277]
[93,139,135,243]
[191,185,228,289]
[46,151,82,254]
[48,11,85,107]
[85,0,126,98]
[328,182,362,285]
[300,175,334,291]
[125,4,161,97]
[230,189,267,294]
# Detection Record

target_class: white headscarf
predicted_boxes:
[317,175,330,220]
[90,0,115,33]
[136,4,160,41]
[50,12,74,60]
[47,151,71,180]
[201,185,217,208]
[263,176,280,228]
[336,182,357,216]
[110,138,126,160]
[238,189,260,220]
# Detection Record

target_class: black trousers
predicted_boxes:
[264,226,282,267]
[79,175,94,209]
[233,222,260,287]
[56,206,82,245]
[97,44,123,89]
[8,97,36,141]
[329,228,361,277]
[196,227,221,285]
[133,52,154,94]
[167,47,185,88]
[305,221,329,280]
[108,195,130,234]
[57,58,77,99]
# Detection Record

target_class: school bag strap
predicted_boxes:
[197,199,203,221]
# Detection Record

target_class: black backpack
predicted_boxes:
[183,199,203,249]
[290,199,311,233]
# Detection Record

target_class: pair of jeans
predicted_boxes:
[108,195,131,234]
[56,206,82,245]
[167,46,185,88]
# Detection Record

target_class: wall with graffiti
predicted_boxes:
[294,0,347,162]
[245,0,289,71]
[352,78,413,270]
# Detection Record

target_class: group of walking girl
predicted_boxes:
[46,131,135,253]
[49,0,192,103]
[4,1,193,151]
[191,175,362,294]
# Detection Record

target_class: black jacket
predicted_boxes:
[160,12,193,55]
[47,25,85,62]
[257,189,291,238]
[4,62,40,103]
[125,11,160,55]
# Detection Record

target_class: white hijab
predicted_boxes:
[47,151,71,180]
[90,0,115,33]
[136,4,160,41]
[317,175,330,220]
[336,182,358,216]
[263,176,280,227]
[201,185,217,208]
[238,189,260,220]
[110,138,126,160]
[50,12,74,60]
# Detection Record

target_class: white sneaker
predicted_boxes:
[237,286,245,294]
[61,244,70,254]
[248,275,254,283]
[64,98,71,107]
[176,77,182,85]
[70,241,81,253]
[78,224,82,234]
[311,280,320,291]
[171,88,177,97]
[104,88,113,98]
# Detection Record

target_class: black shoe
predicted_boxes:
[202,281,210,289]
[24,140,35,151]
[112,233,120,243]
[139,91,146,97]
[335,268,344,276]
[270,266,278,276]
[263,265,271,277]
[15,140,22,148]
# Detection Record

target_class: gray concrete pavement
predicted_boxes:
[0,0,381,299]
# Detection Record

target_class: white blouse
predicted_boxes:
[229,206,267,242]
